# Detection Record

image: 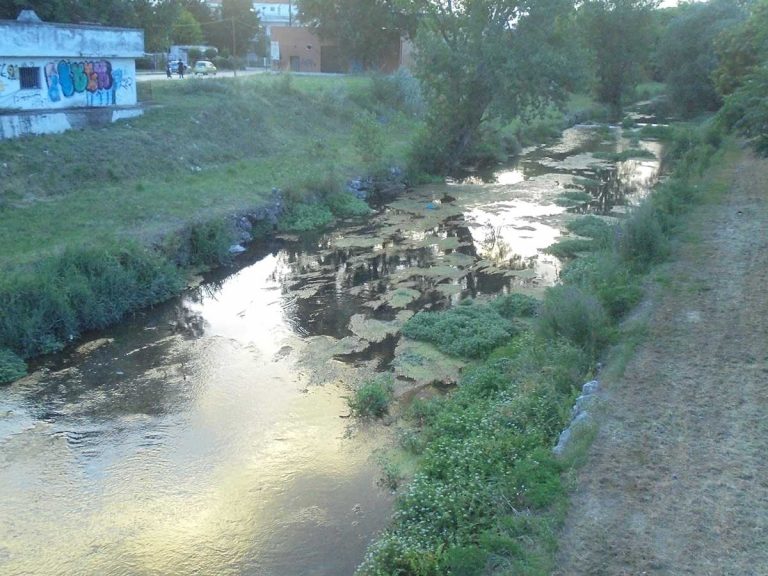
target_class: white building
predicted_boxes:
[252,1,299,34]
[0,10,144,139]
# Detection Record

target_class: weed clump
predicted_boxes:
[0,349,26,384]
[402,301,516,359]
[0,245,183,358]
[536,285,611,358]
[349,375,394,418]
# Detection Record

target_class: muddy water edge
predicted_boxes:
[0,124,662,576]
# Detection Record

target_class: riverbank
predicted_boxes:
[555,143,768,573]
[0,73,420,375]
[356,122,724,574]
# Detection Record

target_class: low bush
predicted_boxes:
[562,252,642,320]
[0,348,26,384]
[278,202,335,232]
[617,202,669,271]
[349,375,394,418]
[490,293,540,319]
[554,190,592,207]
[566,215,614,245]
[326,193,371,218]
[0,245,183,358]
[402,302,516,359]
[546,238,596,259]
[536,285,611,358]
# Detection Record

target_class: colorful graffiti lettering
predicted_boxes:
[0,63,18,80]
[45,60,125,106]
[45,62,61,102]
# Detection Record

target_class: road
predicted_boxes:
[136,68,270,82]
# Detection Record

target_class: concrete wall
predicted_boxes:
[0,57,137,110]
[0,20,144,59]
[0,107,143,139]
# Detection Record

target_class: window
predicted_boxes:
[19,67,40,89]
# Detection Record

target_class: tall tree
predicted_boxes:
[578,0,659,115]
[172,8,205,44]
[716,0,768,156]
[657,0,745,118]
[402,0,582,172]
[713,0,768,96]
[206,0,260,57]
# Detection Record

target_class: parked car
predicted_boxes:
[193,60,217,76]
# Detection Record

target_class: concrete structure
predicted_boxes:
[0,10,144,139]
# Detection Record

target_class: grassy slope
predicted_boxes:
[0,74,417,268]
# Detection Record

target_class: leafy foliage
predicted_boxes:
[0,348,26,384]
[349,375,395,418]
[299,0,414,70]
[406,0,582,173]
[719,66,768,156]
[536,285,611,358]
[578,0,660,115]
[0,245,183,358]
[402,301,516,359]
[657,0,746,118]
[713,0,768,96]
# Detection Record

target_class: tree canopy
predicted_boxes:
[578,0,659,115]
[657,0,746,118]
[405,0,583,172]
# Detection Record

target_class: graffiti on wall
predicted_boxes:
[44,60,128,106]
[0,63,18,80]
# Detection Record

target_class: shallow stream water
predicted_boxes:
[0,124,662,576]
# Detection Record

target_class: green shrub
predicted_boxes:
[0,245,183,358]
[566,215,614,245]
[618,202,669,271]
[278,202,335,232]
[536,285,611,358]
[402,302,516,359]
[554,190,592,207]
[353,111,385,165]
[545,238,596,259]
[188,220,236,267]
[0,349,26,384]
[349,375,394,418]
[490,293,540,319]
[562,252,642,320]
[326,193,371,218]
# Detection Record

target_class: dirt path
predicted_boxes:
[555,148,768,576]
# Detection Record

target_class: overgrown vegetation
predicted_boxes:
[0,244,184,359]
[359,121,724,575]
[349,375,395,418]
[0,74,419,371]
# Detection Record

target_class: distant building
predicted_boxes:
[0,10,144,139]
[253,1,299,34]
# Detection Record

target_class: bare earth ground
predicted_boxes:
[555,148,768,576]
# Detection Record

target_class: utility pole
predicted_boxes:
[289,0,292,26]
[232,16,237,77]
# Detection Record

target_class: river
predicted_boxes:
[0,123,662,576]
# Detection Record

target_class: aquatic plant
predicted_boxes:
[402,302,516,360]
[349,375,395,418]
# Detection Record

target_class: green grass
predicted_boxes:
[0,74,420,268]
[0,74,423,367]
